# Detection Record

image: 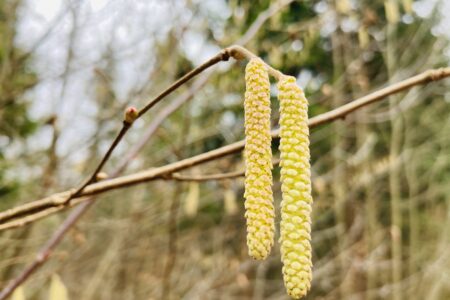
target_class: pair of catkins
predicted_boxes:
[243,58,312,299]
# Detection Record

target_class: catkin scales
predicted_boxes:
[243,59,275,260]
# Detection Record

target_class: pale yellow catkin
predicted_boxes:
[278,76,313,299]
[243,58,275,260]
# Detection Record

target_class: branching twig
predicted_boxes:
[0,45,285,230]
[1,59,449,300]
[115,0,294,174]
[68,122,132,201]
[0,44,280,300]
[1,66,449,231]
[64,46,239,202]
[0,3,300,296]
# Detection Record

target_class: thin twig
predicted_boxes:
[0,201,96,300]
[137,50,231,117]
[168,159,281,182]
[1,66,449,300]
[0,44,268,300]
[170,170,245,182]
[116,0,294,174]
[65,45,272,202]
[308,67,450,127]
[69,122,131,201]
[0,45,283,228]
[65,46,230,202]
[114,76,209,174]
[0,4,299,296]
[1,66,449,231]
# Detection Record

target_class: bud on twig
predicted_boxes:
[124,107,138,124]
[95,172,109,181]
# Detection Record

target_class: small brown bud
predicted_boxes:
[96,172,109,181]
[124,107,138,124]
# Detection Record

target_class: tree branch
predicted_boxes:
[0,44,289,300]
[1,66,449,232]
[170,170,245,182]
[0,3,302,296]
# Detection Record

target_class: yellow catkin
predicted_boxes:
[243,58,275,260]
[278,76,313,299]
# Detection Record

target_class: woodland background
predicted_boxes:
[1,0,450,299]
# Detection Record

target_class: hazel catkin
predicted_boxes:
[243,58,275,260]
[278,76,313,299]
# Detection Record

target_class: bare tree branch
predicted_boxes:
[0,44,287,300]
[1,66,449,233]
[115,0,295,173]
[0,3,298,291]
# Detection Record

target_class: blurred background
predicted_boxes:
[1,0,450,299]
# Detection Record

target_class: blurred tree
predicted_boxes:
[1,0,450,299]
[0,0,37,201]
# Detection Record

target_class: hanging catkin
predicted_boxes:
[278,76,313,299]
[243,58,275,260]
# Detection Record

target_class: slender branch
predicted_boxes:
[0,201,95,300]
[114,76,210,174]
[114,0,294,174]
[137,51,229,117]
[168,159,281,182]
[0,45,283,229]
[137,44,282,118]
[66,45,275,200]
[0,44,276,300]
[64,46,235,202]
[2,66,449,232]
[69,122,131,201]
[170,170,245,182]
[0,4,300,296]
[309,67,450,127]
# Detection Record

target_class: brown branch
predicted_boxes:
[0,44,279,300]
[0,201,96,300]
[0,45,282,229]
[63,45,276,201]
[169,170,245,182]
[0,3,300,294]
[114,0,294,175]
[64,46,236,203]
[2,66,449,232]
[68,122,131,201]
[114,76,209,174]
[168,159,281,182]
[308,68,450,127]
